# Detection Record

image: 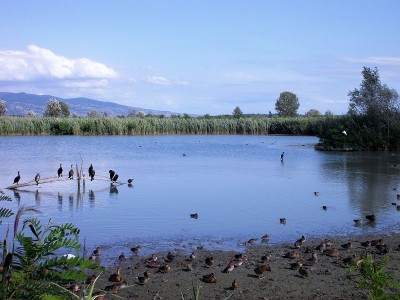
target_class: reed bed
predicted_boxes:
[0,116,329,136]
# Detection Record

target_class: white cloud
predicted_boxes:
[145,76,188,86]
[0,44,118,81]
[342,56,400,66]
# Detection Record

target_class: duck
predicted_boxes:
[166,252,176,262]
[183,262,193,271]
[127,178,134,184]
[34,173,40,185]
[376,244,389,255]
[92,247,101,256]
[190,251,196,261]
[86,274,96,284]
[280,218,287,224]
[322,205,327,210]
[190,213,198,219]
[261,234,270,242]
[14,171,21,185]
[234,253,243,260]
[254,264,271,278]
[246,238,258,245]
[366,214,376,222]
[309,252,318,263]
[360,241,371,248]
[205,256,214,267]
[146,253,158,263]
[109,170,115,181]
[157,264,171,273]
[261,253,271,263]
[234,257,246,267]
[118,253,126,261]
[131,245,141,254]
[298,266,309,278]
[231,279,239,290]
[353,219,362,226]
[57,164,63,177]
[68,165,74,179]
[280,152,285,161]
[223,262,235,273]
[283,251,300,259]
[341,242,353,250]
[314,191,320,196]
[371,239,384,246]
[323,239,334,247]
[324,249,341,257]
[294,235,306,248]
[289,261,303,270]
[108,268,123,282]
[315,241,326,252]
[68,282,81,293]
[202,272,217,283]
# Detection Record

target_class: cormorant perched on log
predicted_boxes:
[88,164,93,175]
[57,164,63,177]
[109,170,115,181]
[112,173,119,182]
[34,173,40,185]
[89,167,95,181]
[14,171,21,185]
[68,165,74,180]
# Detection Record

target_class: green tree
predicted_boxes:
[0,100,7,116]
[305,109,321,117]
[87,110,100,118]
[43,98,62,117]
[348,67,399,118]
[232,106,243,119]
[348,67,399,148]
[275,92,300,117]
[60,102,70,117]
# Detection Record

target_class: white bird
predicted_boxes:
[342,130,347,136]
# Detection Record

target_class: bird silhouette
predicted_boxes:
[57,164,63,177]
[34,173,40,185]
[14,171,21,185]
[68,164,74,179]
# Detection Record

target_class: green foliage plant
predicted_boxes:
[348,254,400,300]
[0,190,102,300]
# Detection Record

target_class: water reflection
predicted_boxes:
[109,184,118,194]
[89,190,95,208]
[13,190,21,203]
[35,190,41,205]
[128,183,133,188]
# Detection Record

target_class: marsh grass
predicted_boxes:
[0,116,324,136]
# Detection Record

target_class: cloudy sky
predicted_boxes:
[1,1,399,115]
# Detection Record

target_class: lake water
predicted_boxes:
[1,135,399,261]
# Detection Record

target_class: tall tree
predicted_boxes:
[275,92,300,117]
[43,98,62,117]
[232,106,243,118]
[348,67,399,118]
[0,99,7,116]
[60,102,70,117]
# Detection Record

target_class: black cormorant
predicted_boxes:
[89,168,95,181]
[112,173,119,182]
[109,170,115,181]
[57,164,63,177]
[34,173,40,185]
[127,178,133,184]
[14,171,21,185]
[68,165,74,179]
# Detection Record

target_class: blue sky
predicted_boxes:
[1,1,399,115]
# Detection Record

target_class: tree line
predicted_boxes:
[0,67,399,150]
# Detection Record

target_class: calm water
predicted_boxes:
[1,135,399,260]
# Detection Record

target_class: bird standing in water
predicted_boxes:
[57,164,63,177]
[88,164,95,181]
[280,152,285,161]
[14,171,21,185]
[34,173,40,185]
[109,170,115,181]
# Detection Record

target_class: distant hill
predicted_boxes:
[0,92,180,117]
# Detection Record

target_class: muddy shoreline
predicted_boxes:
[84,232,400,299]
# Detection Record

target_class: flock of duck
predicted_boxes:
[70,226,400,299]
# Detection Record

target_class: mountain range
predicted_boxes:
[0,92,180,117]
